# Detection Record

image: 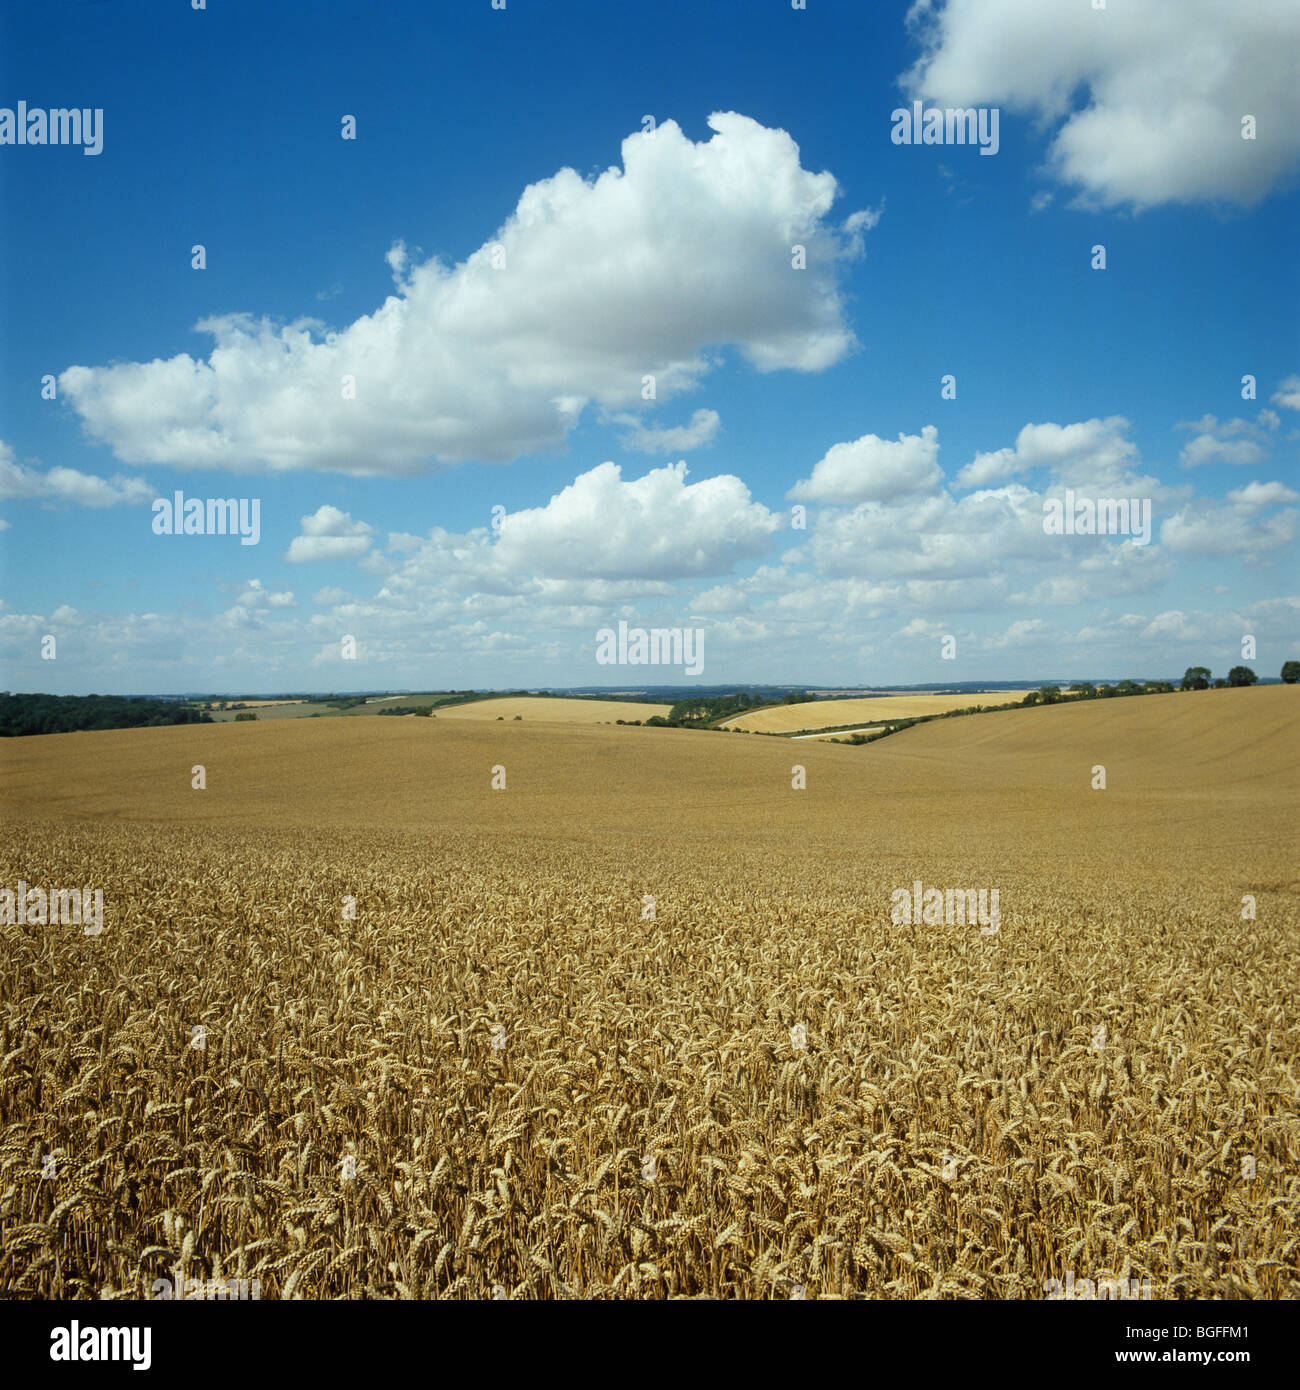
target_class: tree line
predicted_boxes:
[1180,662,1298,690]
[0,693,215,738]
[664,691,806,726]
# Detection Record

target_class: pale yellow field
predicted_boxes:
[210,698,304,708]
[721,692,1010,731]
[1,686,1296,1300]
[429,695,672,723]
[792,724,886,740]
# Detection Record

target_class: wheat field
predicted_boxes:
[721,693,1010,732]
[428,696,672,723]
[1,687,1296,1299]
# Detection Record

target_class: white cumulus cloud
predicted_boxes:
[58,114,874,476]
[902,0,1300,210]
[491,460,780,581]
[789,426,942,503]
[285,505,375,563]
[1226,480,1299,506]
[956,417,1151,492]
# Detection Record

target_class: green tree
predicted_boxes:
[1281,660,1300,684]
[1227,666,1257,687]
[1181,666,1211,691]
[234,711,257,721]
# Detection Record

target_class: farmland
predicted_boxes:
[0,686,1296,1299]
[207,694,671,724]
[426,696,673,724]
[720,693,1011,732]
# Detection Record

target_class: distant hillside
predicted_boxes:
[869,683,1298,799]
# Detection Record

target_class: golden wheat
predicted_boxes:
[1,688,1296,1299]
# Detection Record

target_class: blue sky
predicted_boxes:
[2,0,1297,693]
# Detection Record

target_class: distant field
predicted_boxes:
[721,692,1007,731]
[208,694,672,723]
[206,698,305,714]
[429,695,672,723]
[791,724,887,740]
[209,700,340,721]
[209,693,466,721]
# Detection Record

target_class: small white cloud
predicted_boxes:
[285,505,375,563]
[491,459,780,581]
[957,417,1142,491]
[986,618,1048,649]
[1226,480,1300,506]
[614,407,721,454]
[231,579,296,610]
[385,240,410,282]
[1143,610,1200,640]
[790,426,941,503]
[1271,374,1300,411]
[0,439,154,507]
[1178,411,1275,467]
[897,617,946,638]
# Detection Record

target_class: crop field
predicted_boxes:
[721,693,1013,732]
[207,699,355,722]
[792,725,887,741]
[207,694,450,722]
[208,695,672,724]
[1,687,1296,1300]
[211,699,305,709]
[427,696,673,723]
